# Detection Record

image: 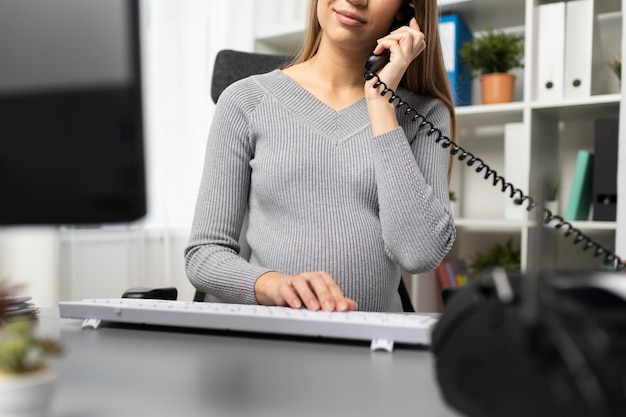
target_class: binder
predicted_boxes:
[438,14,473,106]
[443,259,466,287]
[436,259,466,289]
[504,123,530,220]
[563,0,598,99]
[536,2,566,102]
[436,262,453,289]
[565,150,594,221]
[592,118,619,221]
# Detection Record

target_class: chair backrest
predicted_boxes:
[210,49,292,104]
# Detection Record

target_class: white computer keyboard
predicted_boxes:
[58,298,438,351]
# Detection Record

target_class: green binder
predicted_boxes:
[565,150,594,221]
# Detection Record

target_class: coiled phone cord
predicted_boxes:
[364,70,626,272]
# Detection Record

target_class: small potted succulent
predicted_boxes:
[544,181,560,215]
[459,29,524,104]
[0,280,62,416]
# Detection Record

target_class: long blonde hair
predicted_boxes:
[289,0,457,181]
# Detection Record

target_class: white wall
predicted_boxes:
[59,228,192,302]
[0,227,60,307]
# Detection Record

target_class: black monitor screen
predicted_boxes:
[0,0,146,225]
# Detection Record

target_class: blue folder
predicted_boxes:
[438,14,473,106]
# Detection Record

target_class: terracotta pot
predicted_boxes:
[0,368,57,417]
[480,73,516,104]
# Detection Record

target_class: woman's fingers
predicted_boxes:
[367,20,425,91]
[277,277,302,309]
[292,273,323,310]
[257,270,357,311]
[384,21,426,61]
[286,271,357,311]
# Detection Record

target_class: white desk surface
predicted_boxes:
[40,308,462,417]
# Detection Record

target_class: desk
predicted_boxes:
[40,308,462,417]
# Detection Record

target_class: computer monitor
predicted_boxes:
[0,0,146,225]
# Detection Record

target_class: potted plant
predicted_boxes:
[609,57,621,81]
[0,280,62,417]
[545,181,560,214]
[459,29,524,104]
[467,239,521,276]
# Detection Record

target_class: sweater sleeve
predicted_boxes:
[369,94,456,273]
[184,80,270,304]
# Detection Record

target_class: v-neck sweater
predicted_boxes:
[185,70,456,312]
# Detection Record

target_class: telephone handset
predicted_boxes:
[365,2,415,74]
[362,3,625,271]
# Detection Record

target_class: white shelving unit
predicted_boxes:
[250,0,624,309]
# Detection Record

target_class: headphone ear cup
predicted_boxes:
[539,299,621,417]
[433,275,626,417]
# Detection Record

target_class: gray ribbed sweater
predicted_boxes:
[185,70,455,312]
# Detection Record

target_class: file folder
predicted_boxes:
[536,2,566,102]
[592,118,619,221]
[563,0,598,99]
[438,14,473,106]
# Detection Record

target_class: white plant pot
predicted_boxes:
[545,201,559,216]
[450,201,460,218]
[0,368,57,417]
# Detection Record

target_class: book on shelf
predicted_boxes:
[565,149,594,221]
[436,259,467,289]
[592,118,619,221]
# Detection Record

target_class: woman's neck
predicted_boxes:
[306,41,371,89]
[283,40,376,111]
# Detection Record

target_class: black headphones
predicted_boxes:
[431,270,626,417]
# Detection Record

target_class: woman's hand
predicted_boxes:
[254,271,357,312]
[365,18,426,97]
[364,18,425,136]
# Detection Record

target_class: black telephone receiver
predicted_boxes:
[362,2,624,271]
[365,2,415,74]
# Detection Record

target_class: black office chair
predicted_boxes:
[210,49,293,104]
[193,49,415,312]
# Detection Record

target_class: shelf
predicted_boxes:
[454,94,622,127]
[454,218,525,232]
[542,220,617,232]
[530,94,621,120]
[456,102,525,127]
[596,0,622,14]
[452,219,616,239]
[439,0,525,32]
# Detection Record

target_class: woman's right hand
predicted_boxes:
[254,271,357,312]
